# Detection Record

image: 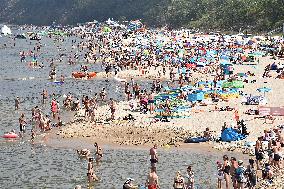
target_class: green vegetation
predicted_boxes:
[0,0,284,32]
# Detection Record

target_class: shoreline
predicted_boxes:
[44,127,249,157]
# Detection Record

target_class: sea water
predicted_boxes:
[0,30,240,188]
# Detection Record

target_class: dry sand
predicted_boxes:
[59,56,284,148]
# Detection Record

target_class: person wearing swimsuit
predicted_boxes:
[272,140,281,170]
[222,155,230,189]
[148,92,155,114]
[173,171,185,189]
[94,142,103,162]
[186,166,194,189]
[19,113,27,133]
[87,158,98,182]
[146,167,160,189]
[123,178,138,189]
[149,144,158,168]
[230,157,238,189]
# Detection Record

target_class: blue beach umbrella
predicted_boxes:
[257,87,272,97]
[238,73,248,77]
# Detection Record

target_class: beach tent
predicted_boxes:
[221,128,246,142]
[1,25,12,35]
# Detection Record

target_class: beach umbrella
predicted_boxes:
[220,60,232,65]
[257,87,272,97]
[155,109,165,113]
[238,73,248,77]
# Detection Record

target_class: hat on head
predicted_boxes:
[238,160,243,165]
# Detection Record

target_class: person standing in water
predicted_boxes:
[222,155,230,189]
[186,165,194,189]
[15,96,20,110]
[150,144,158,168]
[42,89,48,104]
[87,157,99,183]
[146,167,160,189]
[94,142,103,162]
[51,98,58,119]
[173,171,185,189]
[230,157,238,189]
[235,160,246,189]
[109,98,116,120]
[19,113,27,134]
[100,88,107,102]
[217,161,224,189]
[31,129,36,141]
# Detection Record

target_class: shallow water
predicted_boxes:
[0,140,226,188]
[0,30,238,188]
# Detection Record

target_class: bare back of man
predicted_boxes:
[147,167,160,189]
[149,144,158,167]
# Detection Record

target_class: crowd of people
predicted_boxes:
[3,21,284,188]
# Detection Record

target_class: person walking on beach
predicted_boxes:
[255,137,263,170]
[150,144,158,168]
[148,92,155,114]
[146,167,160,189]
[15,96,20,110]
[234,109,239,123]
[272,140,281,171]
[133,83,140,99]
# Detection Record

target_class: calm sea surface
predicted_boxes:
[0,29,242,188]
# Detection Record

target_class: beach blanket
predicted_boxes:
[221,128,246,142]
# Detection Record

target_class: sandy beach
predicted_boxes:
[1,20,284,188]
[60,56,284,148]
